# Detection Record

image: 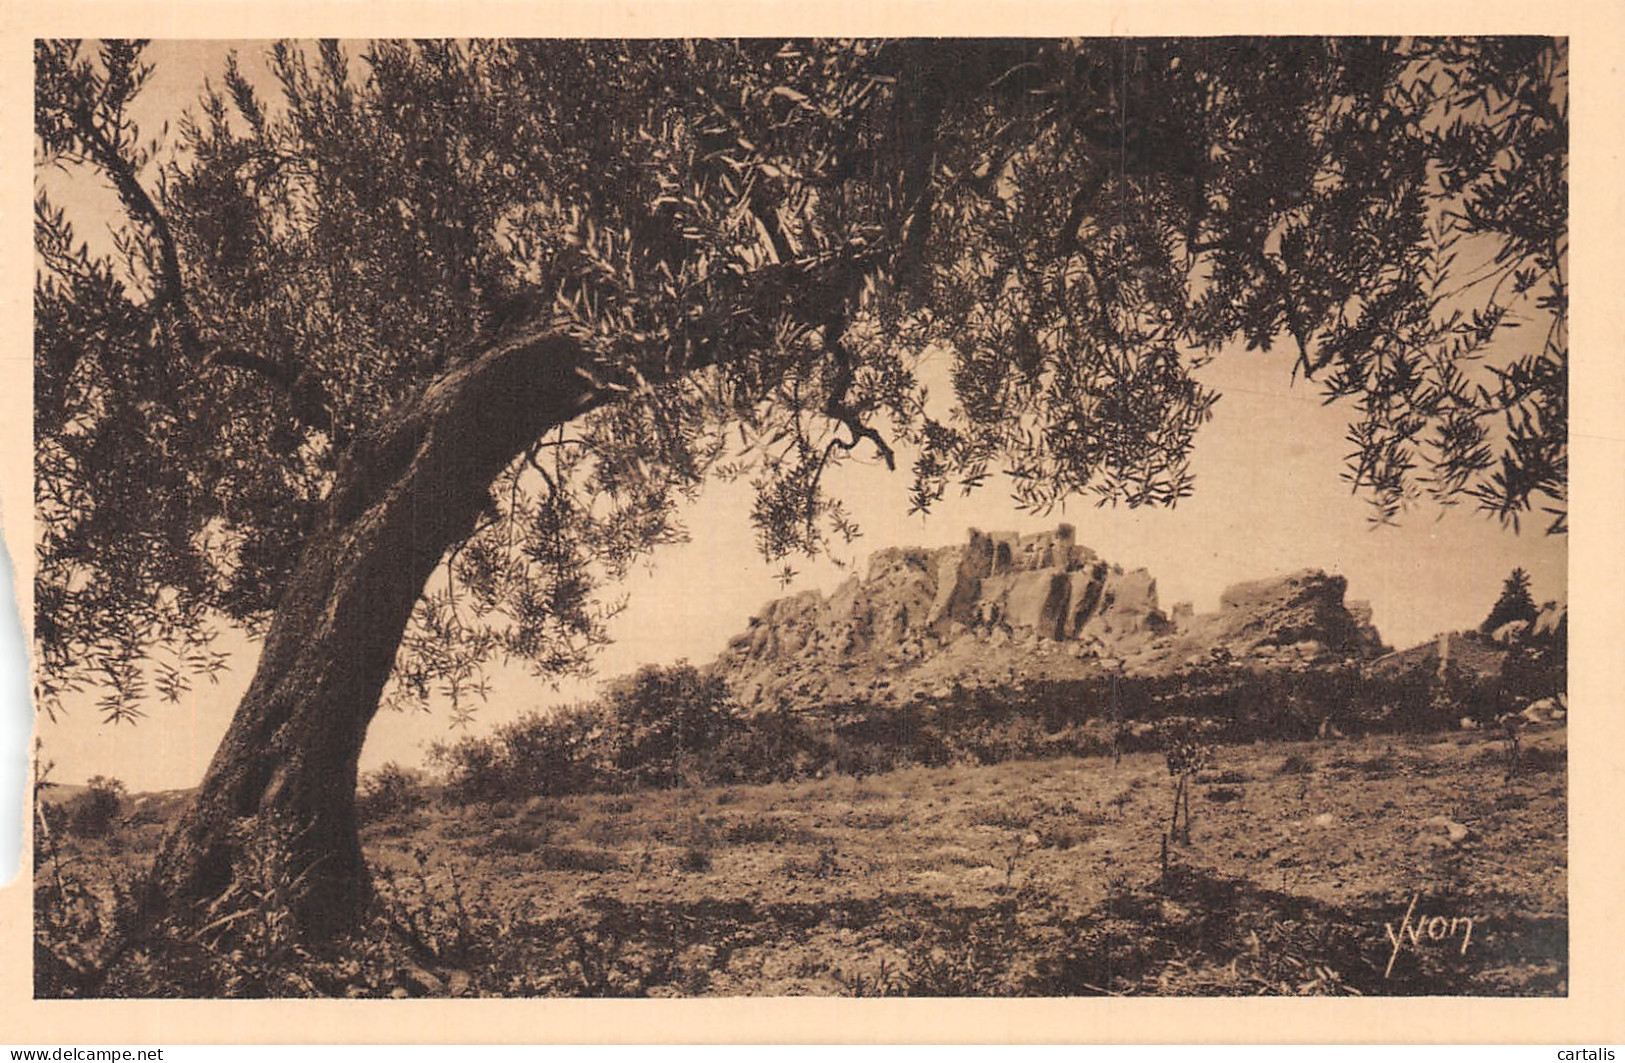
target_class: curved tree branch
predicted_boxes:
[63,100,338,436]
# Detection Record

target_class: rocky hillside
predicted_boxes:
[714,524,1387,711]
[1364,599,1566,690]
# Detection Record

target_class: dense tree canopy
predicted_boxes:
[35,38,1567,724]
[33,38,1567,933]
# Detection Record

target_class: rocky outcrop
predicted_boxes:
[1367,593,1563,692]
[1531,600,1567,641]
[714,525,1388,711]
[1367,629,1509,683]
[1491,619,1532,645]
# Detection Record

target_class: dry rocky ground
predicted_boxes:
[368,723,1566,996]
[39,724,1566,997]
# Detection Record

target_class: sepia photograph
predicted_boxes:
[19,30,1581,1013]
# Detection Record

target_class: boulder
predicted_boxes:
[1492,619,1532,645]
[1423,815,1470,844]
[1532,600,1567,640]
[1521,696,1562,725]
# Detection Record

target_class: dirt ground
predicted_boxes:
[345,723,1566,996]
[37,722,1565,996]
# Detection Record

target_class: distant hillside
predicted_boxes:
[35,782,88,806]
[1368,631,1510,682]
[1373,599,1566,676]
[713,524,1389,712]
[38,783,195,818]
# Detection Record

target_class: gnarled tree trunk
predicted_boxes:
[146,332,601,939]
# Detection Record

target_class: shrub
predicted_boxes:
[677,846,713,873]
[674,814,719,872]
[485,827,549,855]
[427,734,507,803]
[65,776,126,839]
[495,702,608,797]
[780,846,842,879]
[718,709,835,783]
[1279,752,1316,776]
[1042,823,1090,850]
[599,663,747,789]
[423,635,1511,808]
[1356,750,1400,777]
[538,846,621,873]
[1519,745,1566,774]
[726,816,808,846]
[428,702,607,803]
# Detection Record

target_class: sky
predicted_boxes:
[26,41,1567,791]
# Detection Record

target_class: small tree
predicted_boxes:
[67,776,127,839]
[426,735,506,805]
[1481,567,1538,635]
[1157,717,1217,846]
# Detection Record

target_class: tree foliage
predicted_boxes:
[599,663,746,788]
[428,663,745,798]
[35,38,1567,723]
[1481,566,1539,634]
[63,776,127,839]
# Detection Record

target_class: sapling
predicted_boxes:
[1158,717,1218,846]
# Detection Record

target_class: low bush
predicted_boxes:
[538,846,621,873]
[65,776,127,839]
[677,846,713,873]
[411,652,1546,811]
[1278,752,1316,776]
[725,816,817,846]
[1041,823,1091,850]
